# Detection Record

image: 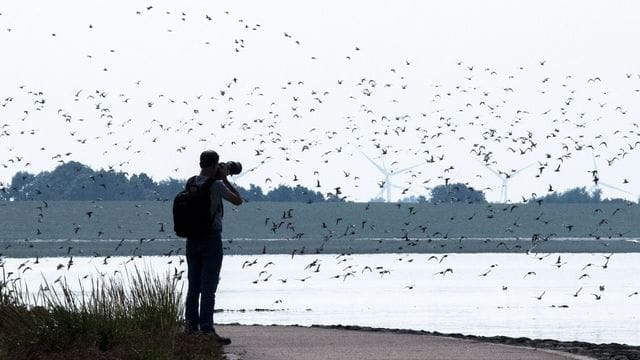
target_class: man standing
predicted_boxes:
[185,150,242,344]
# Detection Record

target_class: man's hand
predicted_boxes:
[217,163,229,179]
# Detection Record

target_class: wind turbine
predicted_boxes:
[473,157,535,203]
[590,152,637,199]
[356,147,426,202]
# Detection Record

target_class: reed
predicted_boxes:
[0,266,222,360]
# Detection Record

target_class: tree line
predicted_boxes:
[400,183,630,204]
[0,161,325,203]
[0,161,631,203]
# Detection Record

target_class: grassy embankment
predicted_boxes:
[0,267,222,360]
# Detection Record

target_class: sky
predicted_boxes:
[1,0,640,202]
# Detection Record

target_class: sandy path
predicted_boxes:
[217,325,593,360]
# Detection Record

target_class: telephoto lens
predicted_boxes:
[225,161,242,175]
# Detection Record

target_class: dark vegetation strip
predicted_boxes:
[0,267,222,360]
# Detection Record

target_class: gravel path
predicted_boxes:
[217,325,594,360]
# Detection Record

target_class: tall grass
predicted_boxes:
[0,266,222,360]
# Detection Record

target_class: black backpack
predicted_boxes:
[173,176,215,238]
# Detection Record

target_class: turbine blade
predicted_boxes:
[354,146,386,173]
[591,150,599,172]
[511,162,536,176]
[390,162,426,174]
[471,156,501,178]
[599,182,637,197]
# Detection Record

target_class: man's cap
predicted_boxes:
[199,150,219,168]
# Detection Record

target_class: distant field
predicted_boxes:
[1,201,639,257]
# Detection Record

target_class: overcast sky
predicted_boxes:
[2,0,640,202]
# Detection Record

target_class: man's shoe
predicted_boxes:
[213,334,232,345]
[202,330,232,345]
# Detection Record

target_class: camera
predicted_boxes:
[219,161,242,176]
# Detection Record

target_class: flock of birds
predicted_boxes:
[1,4,640,203]
[1,3,639,310]
[235,252,640,304]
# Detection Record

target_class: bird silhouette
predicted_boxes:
[534,290,546,300]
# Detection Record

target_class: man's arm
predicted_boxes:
[217,163,243,205]
[222,176,243,205]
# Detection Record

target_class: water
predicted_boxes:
[3,252,639,345]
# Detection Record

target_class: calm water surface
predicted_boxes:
[3,252,639,345]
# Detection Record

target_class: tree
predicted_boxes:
[399,195,427,203]
[429,183,487,204]
[532,187,600,204]
[265,184,325,202]
[237,184,266,202]
[1,162,326,202]
[155,178,184,201]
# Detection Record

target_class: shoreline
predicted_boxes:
[311,324,640,360]
[223,323,640,360]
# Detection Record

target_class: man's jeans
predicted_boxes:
[185,230,223,332]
